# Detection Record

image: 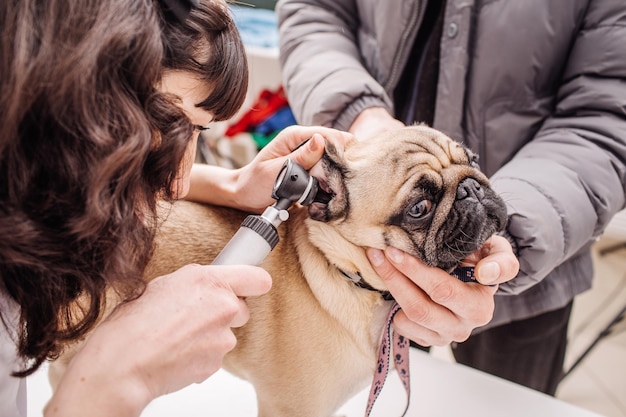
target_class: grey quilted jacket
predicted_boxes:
[277,0,626,328]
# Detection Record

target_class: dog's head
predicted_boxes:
[307,125,507,272]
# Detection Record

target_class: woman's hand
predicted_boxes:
[46,264,271,417]
[233,125,354,212]
[186,125,354,212]
[366,235,519,346]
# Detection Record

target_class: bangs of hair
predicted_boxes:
[162,1,249,122]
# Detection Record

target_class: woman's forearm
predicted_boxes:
[185,163,241,208]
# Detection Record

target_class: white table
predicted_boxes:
[27,349,604,417]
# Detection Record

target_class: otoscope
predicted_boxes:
[211,159,319,266]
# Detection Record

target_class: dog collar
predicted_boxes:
[338,270,394,300]
[339,265,479,302]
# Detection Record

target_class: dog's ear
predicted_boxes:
[323,139,349,174]
[324,139,340,158]
[322,140,348,167]
[307,140,349,222]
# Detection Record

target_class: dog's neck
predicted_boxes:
[286,209,392,350]
[292,212,388,291]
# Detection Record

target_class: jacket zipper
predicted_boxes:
[384,0,427,92]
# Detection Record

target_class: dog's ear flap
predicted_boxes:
[323,139,348,173]
[307,139,349,222]
[324,139,340,158]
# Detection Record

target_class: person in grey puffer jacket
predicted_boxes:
[277,0,626,395]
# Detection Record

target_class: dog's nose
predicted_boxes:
[456,178,484,201]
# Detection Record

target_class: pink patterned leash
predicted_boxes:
[365,302,410,417]
[364,266,478,417]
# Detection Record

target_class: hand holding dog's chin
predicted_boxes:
[366,244,517,346]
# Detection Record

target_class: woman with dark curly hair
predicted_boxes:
[0,1,352,416]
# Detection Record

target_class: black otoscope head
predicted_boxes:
[272,159,319,210]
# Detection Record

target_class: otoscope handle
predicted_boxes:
[213,199,289,265]
[211,213,281,266]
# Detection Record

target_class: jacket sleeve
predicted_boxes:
[276,0,392,130]
[492,0,626,294]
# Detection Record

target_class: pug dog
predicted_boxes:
[50,125,508,417]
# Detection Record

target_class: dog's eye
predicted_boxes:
[408,200,433,219]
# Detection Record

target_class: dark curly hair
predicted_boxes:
[0,0,248,376]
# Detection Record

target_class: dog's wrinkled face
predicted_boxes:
[308,125,507,272]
